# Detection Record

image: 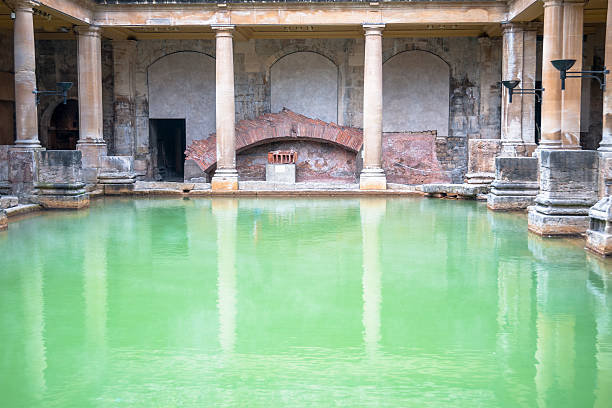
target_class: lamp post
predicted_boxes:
[501,80,544,103]
[550,59,609,90]
[32,81,73,104]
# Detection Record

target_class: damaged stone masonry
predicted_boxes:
[0,0,612,255]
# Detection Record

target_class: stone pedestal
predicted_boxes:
[34,150,89,209]
[0,146,12,195]
[487,157,539,211]
[9,148,38,201]
[464,139,502,185]
[266,164,295,183]
[586,196,612,256]
[98,155,136,194]
[528,150,598,235]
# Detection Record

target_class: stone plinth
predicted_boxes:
[98,172,136,195]
[266,164,296,183]
[9,149,38,201]
[0,210,6,231]
[528,150,598,236]
[586,196,612,256]
[0,196,18,209]
[34,150,89,209]
[464,139,502,185]
[487,157,539,211]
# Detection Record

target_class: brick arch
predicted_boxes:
[185,109,363,173]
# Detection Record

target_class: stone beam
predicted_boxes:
[92,3,508,27]
[507,0,543,22]
[37,0,94,25]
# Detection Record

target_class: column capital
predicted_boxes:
[212,24,235,37]
[362,23,385,35]
[542,0,563,8]
[7,0,37,12]
[75,25,102,38]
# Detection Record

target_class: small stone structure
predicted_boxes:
[487,157,539,211]
[464,139,502,185]
[98,155,137,195]
[266,150,297,183]
[586,196,612,256]
[35,150,89,209]
[0,146,10,195]
[528,150,599,236]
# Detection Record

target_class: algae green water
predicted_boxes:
[1,197,612,407]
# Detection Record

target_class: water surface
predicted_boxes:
[1,197,612,407]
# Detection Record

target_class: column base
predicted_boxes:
[527,207,591,236]
[359,168,387,190]
[586,229,612,256]
[487,182,539,211]
[585,196,612,256]
[464,172,495,185]
[212,169,239,191]
[77,140,108,168]
[13,139,43,150]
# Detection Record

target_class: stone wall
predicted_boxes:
[34,39,114,150]
[136,36,501,181]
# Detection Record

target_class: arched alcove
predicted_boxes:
[271,52,338,123]
[47,99,79,150]
[382,50,450,135]
[147,51,215,180]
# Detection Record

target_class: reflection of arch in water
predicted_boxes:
[41,98,79,150]
[382,50,450,134]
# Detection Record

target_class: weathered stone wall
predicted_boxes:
[136,36,500,181]
[34,39,114,150]
[237,141,357,182]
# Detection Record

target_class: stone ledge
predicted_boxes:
[420,183,489,198]
[528,208,590,236]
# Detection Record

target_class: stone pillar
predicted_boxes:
[211,24,238,191]
[598,0,612,151]
[75,26,107,181]
[539,0,564,149]
[528,150,598,235]
[11,0,40,149]
[501,23,538,156]
[560,0,585,149]
[112,40,137,157]
[360,24,386,190]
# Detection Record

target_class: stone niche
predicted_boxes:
[237,141,357,182]
[35,150,89,209]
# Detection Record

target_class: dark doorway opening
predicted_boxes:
[48,100,78,150]
[150,119,186,181]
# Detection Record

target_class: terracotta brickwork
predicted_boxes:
[186,109,363,174]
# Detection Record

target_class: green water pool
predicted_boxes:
[1,197,612,407]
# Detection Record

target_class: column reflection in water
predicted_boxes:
[360,198,386,357]
[529,233,597,407]
[586,256,612,407]
[83,216,108,366]
[213,198,238,355]
[20,256,47,399]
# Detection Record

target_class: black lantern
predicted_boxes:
[33,82,73,104]
[551,59,609,90]
[501,79,544,103]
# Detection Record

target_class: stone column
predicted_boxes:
[12,0,40,149]
[112,40,137,157]
[560,0,585,149]
[360,23,386,190]
[598,0,612,151]
[211,24,238,191]
[539,0,564,149]
[75,26,107,176]
[501,23,538,156]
